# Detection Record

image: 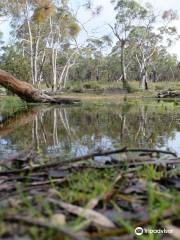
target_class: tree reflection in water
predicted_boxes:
[1,102,180,160]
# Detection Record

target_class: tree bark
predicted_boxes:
[0,69,80,104]
[121,41,127,88]
[139,63,148,90]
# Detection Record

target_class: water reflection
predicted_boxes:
[1,103,180,160]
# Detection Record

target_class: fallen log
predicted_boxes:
[0,69,80,104]
[157,90,180,98]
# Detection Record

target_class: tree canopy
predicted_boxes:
[0,0,180,91]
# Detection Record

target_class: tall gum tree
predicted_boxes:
[0,1,81,103]
[1,0,80,91]
[44,5,80,91]
[128,8,179,90]
[128,27,160,90]
[110,0,148,89]
[1,0,56,85]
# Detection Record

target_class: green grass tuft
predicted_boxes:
[0,96,29,119]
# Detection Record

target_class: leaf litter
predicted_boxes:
[0,147,179,239]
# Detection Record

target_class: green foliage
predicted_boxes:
[67,81,101,92]
[0,96,28,118]
[32,0,56,23]
[83,81,101,90]
[122,81,132,92]
[155,85,164,91]
[115,0,148,24]
[1,0,180,91]
[59,169,115,204]
[67,82,84,93]
[67,21,81,37]
[56,7,80,39]
[0,46,31,82]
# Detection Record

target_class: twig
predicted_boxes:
[25,178,67,187]
[3,215,86,240]
[126,148,177,157]
[48,198,115,228]
[0,147,127,175]
[0,178,67,194]
[0,147,177,176]
[84,206,180,238]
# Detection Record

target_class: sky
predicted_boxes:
[1,0,180,58]
[73,0,180,58]
[141,0,180,57]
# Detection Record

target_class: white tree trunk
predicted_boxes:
[57,51,77,89]
[139,63,148,90]
[51,47,58,91]
[27,12,34,84]
[33,36,40,84]
[58,64,67,90]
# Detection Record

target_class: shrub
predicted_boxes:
[83,81,101,90]
[0,47,31,83]
[0,96,28,118]
[155,85,164,91]
[68,82,84,92]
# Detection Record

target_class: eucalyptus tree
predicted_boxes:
[1,0,55,84]
[150,48,179,82]
[128,8,179,89]
[128,27,160,89]
[0,45,31,82]
[110,0,149,88]
[1,0,80,91]
[109,39,138,82]
[86,36,112,81]
[43,2,80,91]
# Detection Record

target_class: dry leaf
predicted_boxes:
[87,195,103,209]
[51,213,66,226]
[165,224,180,240]
[49,198,115,228]
[0,183,14,191]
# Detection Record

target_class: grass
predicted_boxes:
[66,80,180,93]
[0,164,179,239]
[69,165,178,235]
[1,80,180,109]
[0,95,29,119]
[66,81,101,92]
[59,80,180,105]
[1,83,180,239]
[58,169,116,204]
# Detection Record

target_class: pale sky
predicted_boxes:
[1,0,180,58]
[74,0,180,58]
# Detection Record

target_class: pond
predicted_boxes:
[1,100,180,161]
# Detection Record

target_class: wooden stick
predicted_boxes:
[84,206,179,238]
[0,147,127,175]
[3,215,86,240]
[0,147,177,176]
[125,148,177,157]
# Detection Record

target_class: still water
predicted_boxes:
[1,101,180,160]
